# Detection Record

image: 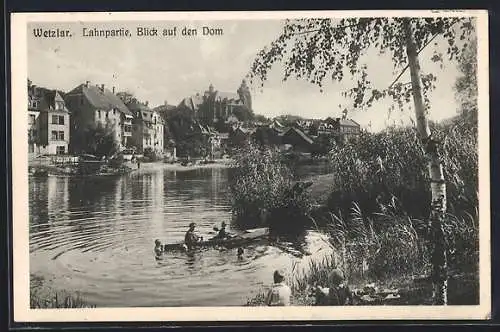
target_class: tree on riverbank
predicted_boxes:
[249,17,476,304]
[77,123,118,158]
[229,143,313,235]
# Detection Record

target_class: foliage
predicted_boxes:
[80,123,118,158]
[251,126,281,146]
[318,199,478,282]
[116,91,135,105]
[312,134,338,156]
[230,143,291,221]
[326,119,477,220]
[229,143,313,234]
[166,108,210,158]
[108,154,125,168]
[31,274,95,308]
[309,122,319,136]
[249,17,474,112]
[143,147,159,162]
[454,37,478,124]
[232,105,255,122]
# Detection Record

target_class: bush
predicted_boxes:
[30,274,94,308]
[143,147,159,162]
[327,119,477,220]
[321,200,478,282]
[108,154,125,168]
[229,143,313,235]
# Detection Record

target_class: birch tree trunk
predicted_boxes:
[403,18,448,305]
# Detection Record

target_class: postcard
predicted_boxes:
[11,10,490,322]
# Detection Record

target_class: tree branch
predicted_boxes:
[294,22,366,36]
[388,32,441,89]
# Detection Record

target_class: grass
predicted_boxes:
[30,274,95,309]
[246,196,479,306]
[246,253,479,306]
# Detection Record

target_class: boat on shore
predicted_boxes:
[162,227,269,251]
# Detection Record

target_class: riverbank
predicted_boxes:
[30,274,94,308]
[245,169,479,306]
[28,161,137,177]
[138,159,234,172]
[245,252,479,306]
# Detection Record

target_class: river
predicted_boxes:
[29,163,332,307]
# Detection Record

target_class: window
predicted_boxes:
[106,112,109,119]
[80,98,84,105]
[51,131,64,141]
[28,114,36,125]
[52,115,64,125]
[98,110,101,118]
[56,146,65,155]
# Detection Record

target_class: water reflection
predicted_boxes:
[29,166,331,307]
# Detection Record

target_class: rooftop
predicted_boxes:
[66,83,132,116]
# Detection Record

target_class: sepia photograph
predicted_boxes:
[11,10,490,321]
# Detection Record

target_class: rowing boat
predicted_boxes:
[162,227,269,251]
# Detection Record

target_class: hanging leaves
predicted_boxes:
[249,17,475,111]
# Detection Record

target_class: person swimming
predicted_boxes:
[237,247,244,259]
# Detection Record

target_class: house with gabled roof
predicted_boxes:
[281,127,315,153]
[319,116,361,142]
[64,82,134,154]
[28,80,71,156]
[128,100,164,155]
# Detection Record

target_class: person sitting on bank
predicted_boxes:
[184,222,202,250]
[315,269,352,306]
[265,269,291,306]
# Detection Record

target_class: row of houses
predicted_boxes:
[27,78,361,159]
[227,116,361,155]
[28,80,167,157]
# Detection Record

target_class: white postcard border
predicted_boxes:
[11,10,491,322]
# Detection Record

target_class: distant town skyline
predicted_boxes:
[28,20,469,131]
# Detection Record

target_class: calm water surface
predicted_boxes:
[29,164,331,307]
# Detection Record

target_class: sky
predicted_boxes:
[28,19,472,132]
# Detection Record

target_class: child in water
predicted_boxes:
[265,269,291,306]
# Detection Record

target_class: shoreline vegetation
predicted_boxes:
[236,116,479,306]
[29,118,478,308]
[28,158,234,177]
[30,274,94,309]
